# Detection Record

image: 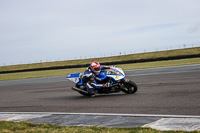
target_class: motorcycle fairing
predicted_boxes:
[107,75,124,81]
[66,73,83,85]
[95,68,125,82]
[66,67,125,85]
[94,71,107,82]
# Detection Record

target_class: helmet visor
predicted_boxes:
[94,67,100,71]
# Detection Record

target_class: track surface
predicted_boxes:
[0,64,200,115]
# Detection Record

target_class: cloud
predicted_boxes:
[0,0,200,65]
[187,22,200,33]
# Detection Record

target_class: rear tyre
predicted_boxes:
[122,80,138,94]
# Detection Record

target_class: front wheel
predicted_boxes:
[121,80,138,94]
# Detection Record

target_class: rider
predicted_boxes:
[82,61,111,96]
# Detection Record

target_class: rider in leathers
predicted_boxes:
[82,61,110,96]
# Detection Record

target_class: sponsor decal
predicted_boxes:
[75,78,79,83]
[95,77,101,81]
[125,79,129,82]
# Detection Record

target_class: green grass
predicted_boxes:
[0,57,200,81]
[0,47,200,81]
[0,47,200,72]
[0,121,199,133]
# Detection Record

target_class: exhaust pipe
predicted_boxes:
[72,87,89,94]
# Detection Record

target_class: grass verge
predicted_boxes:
[0,57,200,81]
[0,47,200,72]
[0,121,199,133]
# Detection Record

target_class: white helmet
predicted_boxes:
[90,61,101,74]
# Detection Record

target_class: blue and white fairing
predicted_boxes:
[66,73,83,85]
[92,67,125,83]
[66,66,125,84]
[106,66,125,81]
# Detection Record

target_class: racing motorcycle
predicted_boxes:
[66,66,138,97]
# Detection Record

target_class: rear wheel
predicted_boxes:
[122,80,138,94]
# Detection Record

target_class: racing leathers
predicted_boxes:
[82,65,110,94]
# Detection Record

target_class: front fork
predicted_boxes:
[119,78,130,91]
[121,78,129,83]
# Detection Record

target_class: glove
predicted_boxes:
[103,82,110,88]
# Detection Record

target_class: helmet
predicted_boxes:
[90,61,101,74]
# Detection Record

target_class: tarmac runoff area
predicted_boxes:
[1,64,200,131]
[0,112,200,131]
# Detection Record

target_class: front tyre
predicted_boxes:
[122,80,138,94]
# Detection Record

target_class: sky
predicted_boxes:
[0,0,200,66]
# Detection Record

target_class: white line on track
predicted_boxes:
[1,112,200,118]
[125,64,200,76]
[125,63,200,72]
[1,112,200,131]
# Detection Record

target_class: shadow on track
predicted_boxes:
[42,93,131,101]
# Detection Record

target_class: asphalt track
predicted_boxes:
[0,64,200,116]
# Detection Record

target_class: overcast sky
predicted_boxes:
[0,0,200,66]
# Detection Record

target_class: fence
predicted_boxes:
[1,53,200,74]
[1,44,200,66]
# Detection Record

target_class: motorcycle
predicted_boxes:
[66,66,138,97]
